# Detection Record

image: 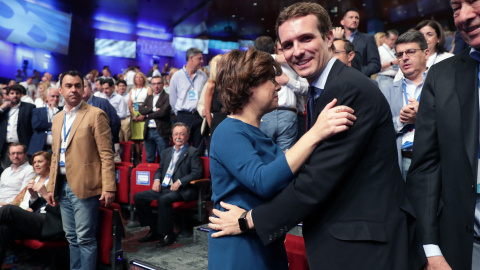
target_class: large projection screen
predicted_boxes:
[95,38,137,59]
[0,0,72,55]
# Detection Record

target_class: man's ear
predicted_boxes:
[347,52,355,63]
[340,19,345,27]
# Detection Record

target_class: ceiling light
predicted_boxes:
[253,3,257,6]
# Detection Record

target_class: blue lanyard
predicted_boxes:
[8,108,18,119]
[169,146,187,170]
[430,53,439,66]
[402,81,421,106]
[182,69,196,89]
[63,112,73,143]
[133,88,145,102]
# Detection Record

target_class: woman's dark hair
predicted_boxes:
[216,48,281,114]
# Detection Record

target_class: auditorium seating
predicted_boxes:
[284,234,309,270]
[119,141,134,163]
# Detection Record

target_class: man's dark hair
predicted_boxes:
[8,84,25,95]
[254,36,275,54]
[395,30,428,51]
[173,122,190,134]
[102,78,115,87]
[95,77,104,85]
[343,7,360,18]
[334,38,355,54]
[60,70,84,87]
[116,79,127,86]
[186,47,203,62]
[9,143,27,154]
[151,76,163,83]
[386,29,399,38]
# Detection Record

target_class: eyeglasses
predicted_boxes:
[151,83,163,86]
[334,50,347,55]
[395,49,423,60]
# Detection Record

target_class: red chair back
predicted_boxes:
[115,164,132,204]
[120,141,134,163]
[141,144,160,164]
[98,202,124,266]
[130,163,159,205]
[284,234,309,270]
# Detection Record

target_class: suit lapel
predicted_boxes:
[392,81,403,117]
[66,102,87,148]
[456,50,479,175]
[52,111,64,154]
[313,60,344,118]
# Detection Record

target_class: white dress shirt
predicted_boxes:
[107,92,128,119]
[0,162,36,204]
[6,103,20,143]
[59,101,83,175]
[19,175,50,213]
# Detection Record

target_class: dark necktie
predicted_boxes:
[306,86,323,131]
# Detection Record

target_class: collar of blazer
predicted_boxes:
[52,102,88,149]
[456,50,479,172]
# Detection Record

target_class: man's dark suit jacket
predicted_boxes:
[153,145,203,201]
[407,48,478,269]
[139,92,172,139]
[252,60,420,269]
[0,102,35,154]
[351,32,381,77]
[27,106,62,156]
[30,197,64,241]
[90,95,120,144]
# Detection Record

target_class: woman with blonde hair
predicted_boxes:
[129,71,152,164]
[203,55,224,136]
[34,81,50,108]
[374,32,386,47]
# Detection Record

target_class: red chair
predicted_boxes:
[172,156,211,222]
[115,161,133,167]
[119,141,134,163]
[130,163,159,206]
[15,239,69,249]
[115,164,132,204]
[285,234,309,270]
[98,202,125,269]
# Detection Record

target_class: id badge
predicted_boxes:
[6,123,10,133]
[134,102,139,111]
[188,89,197,101]
[392,65,399,71]
[162,173,172,187]
[148,119,154,125]
[59,141,66,167]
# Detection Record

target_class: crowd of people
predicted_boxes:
[0,0,479,269]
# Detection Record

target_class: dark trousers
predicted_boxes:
[133,189,183,235]
[177,112,204,152]
[0,205,45,264]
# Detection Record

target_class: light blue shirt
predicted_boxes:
[107,92,128,119]
[168,66,208,114]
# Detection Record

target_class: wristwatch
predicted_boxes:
[390,61,393,66]
[238,211,251,232]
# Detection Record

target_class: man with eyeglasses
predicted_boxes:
[382,30,428,180]
[139,76,172,163]
[333,38,356,67]
[133,122,202,247]
[407,1,480,269]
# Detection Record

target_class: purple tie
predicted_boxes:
[306,86,322,130]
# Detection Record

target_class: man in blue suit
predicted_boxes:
[383,31,428,180]
[28,87,61,156]
[0,85,35,169]
[82,79,120,150]
[337,7,380,77]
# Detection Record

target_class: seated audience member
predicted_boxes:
[377,30,399,96]
[116,79,131,141]
[0,85,35,169]
[384,31,429,179]
[28,87,61,156]
[83,79,121,152]
[133,122,202,247]
[139,76,172,163]
[18,84,34,105]
[103,78,128,162]
[0,144,36,205]
[0,151,63,265]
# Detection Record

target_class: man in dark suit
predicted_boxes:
[133,122,202,247]
[407,1,480,269]
[336,7,380,77]
[0,85,35,169]
[82,79,120,149]
[139,76,172,163]
[209,3,420,269]
[28,87,61,156]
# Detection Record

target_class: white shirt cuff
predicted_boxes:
[423,244,443,257]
